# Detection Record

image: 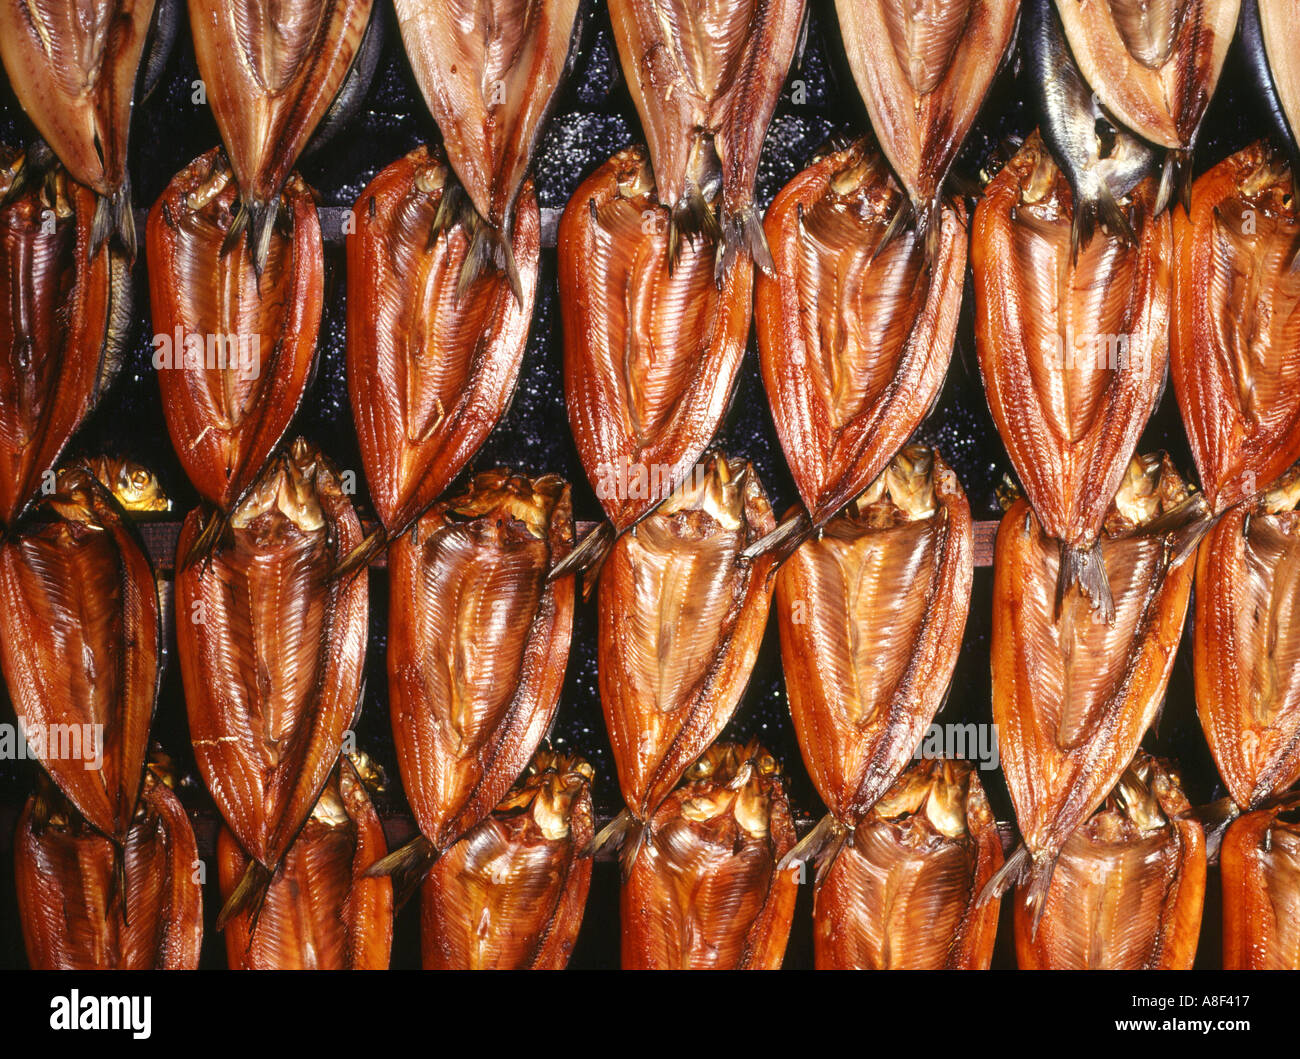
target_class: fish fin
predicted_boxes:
[362,834,436,910]
[216,860,273,932]
[549,520,615,584]
[1170,148,1194,215]
[716,205,773,283]
[1073,181,1136,262]
[248,198,279,279]
[330,525,387,583]
[741,507,813,568]
[89,180,136,261]
[1195,795,1242,864]
[777,812,847,887]
[977,842,1031,906]
[1055,540,1115,625]
[872,196,915,263]
[220,202,250,259]
[592,810,645,882]
[1154,154,1176,216]
[179,505,227,571]
[668,184,721,273]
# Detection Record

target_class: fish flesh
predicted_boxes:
[990,454,1206,921]
[607,0,806,271]
[1027,0,1167,256]
[974,131,1171,619]
[0,149,130,531]
[149,148,322,516]
[835,0,1020,258]
[175,439,368,928]
[599,455,774,821]
[776,446,973,825]
[1053,0,1238,200]
[0,0,157,255]
[1241,0,1300,170]
[392,0,580,293]
[1221,805,1300,970]
[1195,466,1300,808]
[812,760,1003,970]
[1171,142,1300,514]
[0,464,160,846]
[619,742,798,970]
[756,140,967,540]
[382,471,574,893]
[219,756,392,969]
[348,146,538,547]
[188,0,376,269]
[1015,752,1205,968]
[15,767,203,970]
[421,751,593,970]
[558,147,751,571]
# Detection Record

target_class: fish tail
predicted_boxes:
[741,506,813,569]
[216,860,273,932]
[219,200,250,259]
[977,842,1031,906]
[363,834,436,910]
[1072,181,1136,262]
[180,505,230,571]
[592,809,646,881]
[548,520,615,588]
[873,196,916,263]
[777,812,847,887]
[330,525,388,583]
[1024,854,1059,936]
[715,204,773,284]
[1055,539,1115,625]
[247,197,279,279]
[1170,148,1194,216]
[90,179,136,261]
[668,183,721,273]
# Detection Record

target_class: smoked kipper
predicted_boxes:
[1221,804,1300,970]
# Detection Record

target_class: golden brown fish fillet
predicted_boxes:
[175,439,368,929]
[777,447,973,825]
[1195,467,1300,808]
[0,464,160,846]
[188,0,375,269]
[421,751,594,970]
[619,742,798,970]
[974,132,1170,619]
[1221,805,1300,970]
[219,756,392,969]
[599,454,775,821]
[16,769,202,970]
[382,471,574,893]
[757,140,967,536]
[1015,752,1205,968]
[0,0,156,255]
[990,454,1206,921]
[149,148,322,514]
[607,0,805,270]
[813,760,1003,970]
[1171,142,1300,514]
[835,0,1020,258]
[347,146,538,544]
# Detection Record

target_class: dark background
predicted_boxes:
[0,0,1280,968]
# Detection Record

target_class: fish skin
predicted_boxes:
[834,0,1020,258]
[756,140,967,531]
[974,131,1170,616]
[1255,0,1300,165]
[15,771,203,970]
[1240,0,1300,170]
[619,742,798,970]
[1052,0,1238,152]
[188,0,375,268]
[1015,752,1206,969]
[606,0,806,270]
[1171,142,1300,514]
[0,465,160,846]
[219,756,393,970]
[348,146,539,539]
[1194,470,1300,808]
[559,147,752,537]
[0,0,155,256]
[149,148,322,513]
[598,455,775,821]
[1221,807,1300,970]
[776,447,973,826]
[420,751,594,970]
[388,471,574,855]
[176,440,368,915]
[812,760,1003,970]
[991,455,1206,916]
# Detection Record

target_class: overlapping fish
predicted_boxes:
[1221,805,1300,969]
[15,767,202,970]
[392,0,579,293]
[974,132,1170,619]
[219,756,392,970]
[607,0,806,271]
[598,455,774,824]
[834,0,1020,258]
[988,455,1206,920]
[755,141,966,549]
[149,148,322,521]
[1171,142,1300,514]
[347,147,538,553]
[1015,753,1205,969]
[176,440,368,928]
[421,751,593,970]
[812,760,1003,970]
[776,447,973,828]
[188,0,376,269]
[619,742,798,970]
[380,472,574,897]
